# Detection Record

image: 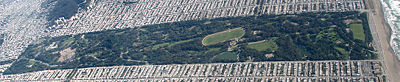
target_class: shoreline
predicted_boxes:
[379,0,396,58]
[367,0,400,81]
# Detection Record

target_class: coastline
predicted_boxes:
[367,0,400,81]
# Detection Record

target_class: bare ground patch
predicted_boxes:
[344,19,362,25]
[58,47,76,62]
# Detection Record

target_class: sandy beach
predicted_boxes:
[366,0,400,81]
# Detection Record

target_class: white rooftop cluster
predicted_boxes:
[49,0,366,37]
[0,0,367,77]
[0,64,11,75]
[0,0,366,63]
[0,60,384,82]
[0,0,48,61]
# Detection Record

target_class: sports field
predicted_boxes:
[350,24,365,41]
[202,28,245,46]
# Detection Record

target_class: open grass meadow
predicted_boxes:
[5,12,377,75]
[202,28,245,46]
[334,47,349,55]
[246,39,278,52]
[214,52,237,60]
[350,24,365,41]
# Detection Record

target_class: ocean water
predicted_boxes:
[381,0,400,59]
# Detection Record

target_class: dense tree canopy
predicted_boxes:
[4,12,376,75]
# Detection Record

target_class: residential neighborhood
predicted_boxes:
[0,60,385,82]
[1,0,392,81]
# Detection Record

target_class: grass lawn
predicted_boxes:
[152,39,195,49]
[61,37,75,46]
[87,51,102,56]
[334,47,349,55]
[168,39,195,47]
[214,52,237,60]
[350,24,365,41]
[202,28,245,46]
[246,39,279,52]
[152,43,170,50]
[316,28,342,42]
[205,48,221,54]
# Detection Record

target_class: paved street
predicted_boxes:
[0,0,387,82]
[1,60,385,82]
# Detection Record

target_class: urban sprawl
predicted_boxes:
[0,61,384,82]
[0,0,366,61]
[0,0,381,81]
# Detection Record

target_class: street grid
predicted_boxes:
[0,0,385,81]
[49,0,366,37]
[0,60,384,82]
[0,0,367,63]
